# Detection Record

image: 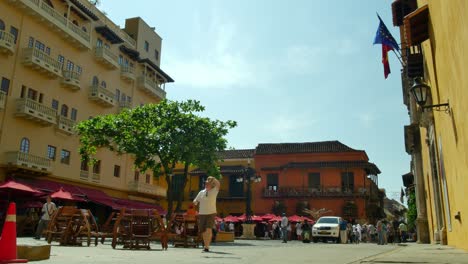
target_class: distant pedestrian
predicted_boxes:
[280,213,288,243]
[399,222,408,242]
[339,219,348,243]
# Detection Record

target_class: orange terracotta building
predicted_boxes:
[188,141,383,223]
[252,141,382,223]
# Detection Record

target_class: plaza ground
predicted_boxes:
[16,238,468,264]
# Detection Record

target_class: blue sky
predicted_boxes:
[100,0,408,202]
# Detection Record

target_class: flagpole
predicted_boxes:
[392,50,405,67]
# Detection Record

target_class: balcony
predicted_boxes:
[61,70,81,91]
[22,47,62,78]
[118,100,132,112]
[128,181,166,197]
[5,151,51,173]
[91,173,100,183]
[56,115,75,135]
[80,170,89,180]
[15,97,57,126]
[136,76,166,101]
[94,46,119,69]
[88,85,115,107]
[0,30,15,55]
[120,65,135,82]
[7,0,91,49]
[0,90,6,110]
[262,186,369,198]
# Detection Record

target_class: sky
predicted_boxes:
[99,0,408,202]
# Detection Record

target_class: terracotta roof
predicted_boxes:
[255,141,360,155]
[190,165,246,175]
[260,160,381,175]
[217,149,255,160]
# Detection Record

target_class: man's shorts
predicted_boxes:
[198,213,216,232]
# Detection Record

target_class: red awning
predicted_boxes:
[10,178,165,214]
[0,180,43,195]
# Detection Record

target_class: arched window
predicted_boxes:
[92,76,99,86]
[100,81,106,88]
[60,104,68,117]
[0,19,5,31]
[20,138,30,153]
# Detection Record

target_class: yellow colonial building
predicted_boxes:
[392,0,467,250]
[0,0,172,215]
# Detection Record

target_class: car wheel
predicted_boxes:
[313,238,318,243]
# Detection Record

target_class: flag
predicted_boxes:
[373,14,399,79]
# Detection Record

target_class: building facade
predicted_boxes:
[188,142,382,223]
[0,0,172,210]
[391,0,468,250]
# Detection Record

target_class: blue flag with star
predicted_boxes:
[373,14,400,51]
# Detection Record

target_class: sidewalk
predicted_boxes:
[356,243,468,264]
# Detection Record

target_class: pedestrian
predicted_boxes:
[302,220,311,243]
[399,222,408,242]
[34,195,57,240]
[339,218,348,243]
[280,213,288,243]
[193,176,220,252]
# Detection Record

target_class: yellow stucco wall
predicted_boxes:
[0,0,168,204]
[418,0,468,250]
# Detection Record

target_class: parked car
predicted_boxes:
[311,216,342,243]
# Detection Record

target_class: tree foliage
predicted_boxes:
[407,190,417,230]
[76,99,236,216]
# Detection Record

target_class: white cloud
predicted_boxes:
[357,112,376,127]
[267,114,318,140]
[282,44,325,75]
[164,9,261,89]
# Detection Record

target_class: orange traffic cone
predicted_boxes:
[0,202,27,263]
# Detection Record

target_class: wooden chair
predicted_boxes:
[46,206,79,245]
[128,209,152,249]
[67,209,100,246]
[111,208,132,249]
[100,211,118,244]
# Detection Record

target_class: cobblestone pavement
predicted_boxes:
[16,238,468,264]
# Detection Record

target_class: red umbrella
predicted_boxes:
[261,213,276,220]
[0,180,44,201]
[50,187,86,202]
[268,216,282,222]
[251,215,264,222]
[288,215,303,222]
[223,215,239,223]
[0,180,43,194]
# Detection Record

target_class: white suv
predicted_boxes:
[311,216,342,243]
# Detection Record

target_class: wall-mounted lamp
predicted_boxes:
[410,77,450,113]
[454,211,461,221]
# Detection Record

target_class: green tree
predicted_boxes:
[76,99,236,216]
[407,190,417,230]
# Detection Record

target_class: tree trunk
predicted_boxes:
[175,163,190,212]
[165,175,173,218]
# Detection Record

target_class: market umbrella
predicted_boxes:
[251,215,264,222]
[268,216,282,222]
[50,187,86,202]
[261,213,276,220]
[288,215,304,222]
[223,215,239,223]
[0,180,44,200]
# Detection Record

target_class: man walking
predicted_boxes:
[34,196,56,240]
[193,176,220,252]
[280,213,288,243]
